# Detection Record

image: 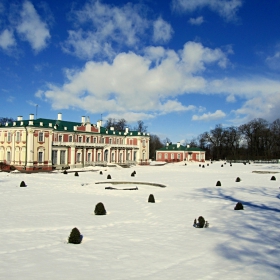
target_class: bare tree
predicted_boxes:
[133,120,147,133]
[0,117,14,125]
[149,134,164,160]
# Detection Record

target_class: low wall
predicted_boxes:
[95,181,167,188]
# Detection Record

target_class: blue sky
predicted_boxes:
[1,0,280,143]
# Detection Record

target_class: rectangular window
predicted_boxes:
[78,136,82,143]
[109,138,112,144]
[7,151,11,162]
[16,132,21,142]
[171,153,174,159]
[39,132,44,142]
[101,138,105,143]
[77,153,81,162]
[58,135,62,142]
[60,150,66,164]
[117,139,119,144]
[178,153,181,159]
[69,135,73,142]
[38,152,43,163]
[142,140,146,147]
[52,150,57,164]
[93,137,96,143]
[159,153,162,159]
[7,132,11,142]
[87,153,91,162]
[164,153,168,159]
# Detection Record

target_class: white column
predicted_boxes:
[26,129,34,168]
[70,146,75,166]
[12,132,15,164]
[48,131,53,168]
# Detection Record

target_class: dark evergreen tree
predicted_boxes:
[234,202,244,210]
[94,202,106,215]
[271,176,276,181]
[235,177,241,182]
[197,216,205,228]
[68,227,82,244]
[74,172,79,176]
[216,181,221,186]
[20,181,27,187]
[148,194,155,203]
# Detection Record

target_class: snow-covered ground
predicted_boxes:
[0,162,279,280]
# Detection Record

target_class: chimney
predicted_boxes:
[177,142,180,148]
[58,113,62,121]
[187,145,190,148]
[96,120,102,128]
[17,116,23,121]
[125,127,129,133]
[29,114,34,120]
[81,116,85,124]
[110,127,114,131]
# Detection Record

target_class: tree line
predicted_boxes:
[192,118,280,161]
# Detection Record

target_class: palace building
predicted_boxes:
[156,142,205,162]
[0,113,150,171]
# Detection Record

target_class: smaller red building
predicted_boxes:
[156,142,205,162]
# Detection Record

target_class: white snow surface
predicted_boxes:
[1,162,280,279]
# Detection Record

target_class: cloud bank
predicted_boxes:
[172,0,243,21]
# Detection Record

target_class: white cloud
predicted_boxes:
[192,110,226,121]
[153,17,173,43]
[0,29,16,50]
[180,41,229,72]
[16,1,50,52]
[37,41,228,121]
[172,0,243,21]
[63,0,149,60]
[189,16,204,25]
[266,48,280,70]
[106,112,155,123]
[37,38,280,124]
[232,95,280,123]
[6,96,15,102]
[226,94,236,102]
[206,77,280,123]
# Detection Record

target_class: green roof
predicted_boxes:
[1,118,149,137]
[157,144,204,152]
